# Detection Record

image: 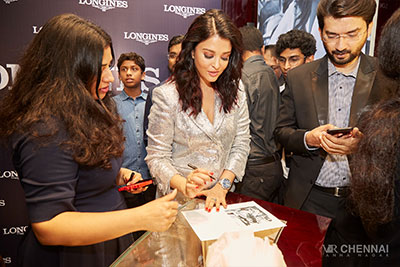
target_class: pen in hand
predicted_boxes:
[187,163,216,180]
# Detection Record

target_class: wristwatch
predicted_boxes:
[219,178,232,190]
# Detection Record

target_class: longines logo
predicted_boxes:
[33,25,42,34]
[0,64,19,90]
[3,0,18,4]
[3,226,28,235]
[163,4,206,18]
[124,32,168,46]
[0,170,19,179]
[78,0,128,12]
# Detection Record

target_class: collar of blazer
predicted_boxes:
[311,53,377,127]
[186,95,227,144]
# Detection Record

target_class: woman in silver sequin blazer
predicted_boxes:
[145,9,250,212]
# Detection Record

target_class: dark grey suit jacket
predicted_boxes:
[274,53,395,210]
[241,55,280,159]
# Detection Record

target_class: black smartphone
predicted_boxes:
[118,179,153,192]
[327,127,354,136]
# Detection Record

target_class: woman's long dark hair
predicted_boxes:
[349,8,400,233]
[173,9,243,116]
[349,99,400,233]
[0,14,124,169]
[377,9,400,84]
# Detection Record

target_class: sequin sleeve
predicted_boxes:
[224,85,251,181]
[145,83,180,195]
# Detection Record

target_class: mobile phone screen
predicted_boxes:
[326,127,353,136]
[118,179,153,192]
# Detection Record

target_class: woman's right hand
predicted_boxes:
[139,189,179,232]
[185,168,214,198]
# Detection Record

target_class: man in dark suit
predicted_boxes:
[236,25,282,203]
[274,0,390,219]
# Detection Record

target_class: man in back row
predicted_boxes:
[263,45,285,93]
[275,0,395,219]
[236,25,282,203]
[274,29,317,179]
[275,29,316,86]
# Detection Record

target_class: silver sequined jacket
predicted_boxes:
[145,81,251,195]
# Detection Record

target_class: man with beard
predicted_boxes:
[113,53,156,235]
[274,0,393,219]
[323,9,400,266]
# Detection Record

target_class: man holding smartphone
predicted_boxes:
[274,0,395,219]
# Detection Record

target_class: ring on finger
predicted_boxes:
[212,198,217,202]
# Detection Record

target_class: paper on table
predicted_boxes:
[182,201,286,241]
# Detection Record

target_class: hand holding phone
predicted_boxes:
[118,179,153,192]
[326,127,353,137]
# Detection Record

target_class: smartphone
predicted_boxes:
[118,179,153,192]
[327,127,354,136]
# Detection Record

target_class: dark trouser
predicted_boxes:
[236,158,284,204]
[322,200,370,267]
[301,186,346,219]
[323,196,400,267]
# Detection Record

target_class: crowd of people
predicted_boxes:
[0,0,400,265]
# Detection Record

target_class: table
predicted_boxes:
[111,192,331,266]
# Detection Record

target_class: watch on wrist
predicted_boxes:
[219,178,232,190]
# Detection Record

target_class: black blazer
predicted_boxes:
[274,54,395,210]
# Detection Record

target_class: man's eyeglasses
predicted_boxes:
[322,30,366,44]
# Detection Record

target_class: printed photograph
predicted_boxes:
[226,206,272,227]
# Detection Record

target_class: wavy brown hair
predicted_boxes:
[349,9,400,233]
[172,9,243,116]
[349,99,400,233]
[378,9,400,84]
[0,14,124,169]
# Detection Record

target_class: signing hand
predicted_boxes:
[185,168,214,198]
[320,127,363,155]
